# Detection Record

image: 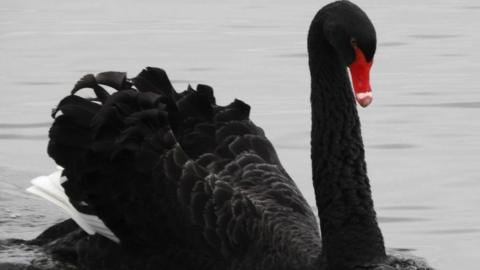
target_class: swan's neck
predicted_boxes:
[308,20,386,269]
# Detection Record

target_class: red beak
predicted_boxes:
[348,47,373,107]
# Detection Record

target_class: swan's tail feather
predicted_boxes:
[27,169,120,243]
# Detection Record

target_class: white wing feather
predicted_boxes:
[27,169,120,243]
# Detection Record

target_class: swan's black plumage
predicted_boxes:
[19,1,434,270]
[47,67,321,270]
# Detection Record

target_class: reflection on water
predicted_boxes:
[1,0,479,269]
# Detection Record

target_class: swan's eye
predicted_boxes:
[350,38,358,48]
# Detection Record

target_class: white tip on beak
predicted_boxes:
[355,91,373,107]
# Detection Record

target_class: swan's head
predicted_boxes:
[322,1,377,107]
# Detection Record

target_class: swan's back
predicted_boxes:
[44,67,321,270]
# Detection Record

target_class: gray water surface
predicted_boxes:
[1,0,479,269]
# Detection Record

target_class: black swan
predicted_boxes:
[15,1,432,270]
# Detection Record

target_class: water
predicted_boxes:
[1,0,479,269]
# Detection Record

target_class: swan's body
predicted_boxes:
[31,67,321,270]
[23,1,433,270]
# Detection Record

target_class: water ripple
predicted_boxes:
[0,123,50,129]
[381,205,436,211]
[378,216,429,223]
[185,67,214,72]
[390,101,480,108]
[274,53,308,58]
[171,79,201,84]
[0,134,47,140]
[369,143,416,150]
[426,228,480,234]
[12,81,61,86]
[379,41,409,47]
[410,34,462,40]
[461,5,480,10]
[438,53,468,58]
[225,24,281,29]
[408,91,438,96]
